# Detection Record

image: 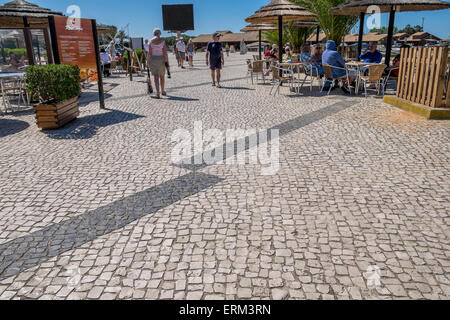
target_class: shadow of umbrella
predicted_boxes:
[44,109,144,140]
[0,118,30,138]
[0,172,223,281]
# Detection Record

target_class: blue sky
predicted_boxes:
[6,0,450,39]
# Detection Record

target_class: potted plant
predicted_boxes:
[25,64,81,130]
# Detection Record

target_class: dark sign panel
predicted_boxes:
[162,4,194,31]
[53,16,98,82]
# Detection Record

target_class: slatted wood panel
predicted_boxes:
[396,46,449,108]
[34,97,79,130]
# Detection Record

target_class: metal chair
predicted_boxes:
[321,65,350,95]
[269,65,294,96]
[0,78,28,113]
[359,64,386,97]
[300,63,324,92]
[247,60,266,84]
[383,67,399,92]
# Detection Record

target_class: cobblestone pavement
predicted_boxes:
[0,53,449,300]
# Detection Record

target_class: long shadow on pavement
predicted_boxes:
[0,119,30,138]
[0,172,223,281]
[44,109,144,140]
[174,99,359,171]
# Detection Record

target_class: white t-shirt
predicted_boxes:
[176,41,186,53]
[144,43,149,53]
[100,52,111,65]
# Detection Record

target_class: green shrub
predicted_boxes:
[25,64,81,104]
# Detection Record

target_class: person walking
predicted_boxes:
[100,48,112,77]
[176,37,186,69]
[147,28,170,99]
[187,39,195,67]
[206,33,225,88]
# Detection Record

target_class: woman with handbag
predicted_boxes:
[147,28,170,99]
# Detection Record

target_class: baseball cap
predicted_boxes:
[213,32,222,38]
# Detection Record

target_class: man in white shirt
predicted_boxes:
[176,38,186,69]
[100,48,112,77]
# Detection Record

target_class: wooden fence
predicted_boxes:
[396,46,449,108]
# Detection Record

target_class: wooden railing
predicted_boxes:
[396,46,449,108]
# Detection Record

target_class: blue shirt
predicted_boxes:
[360,50,382,63]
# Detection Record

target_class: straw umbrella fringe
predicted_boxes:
[245,0,316,65]
[241,24,278,59]
[330,0,450,15]
[329,0,450,65]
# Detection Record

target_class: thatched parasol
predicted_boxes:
[329,0,450,65]
[245,0,316,64]
[241,23,277,59]
[241,23,277,32]
[0,0,63,28]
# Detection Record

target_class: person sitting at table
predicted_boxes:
[9,52,25,69]
[100,48,112,77]
[264,44,279,76]
[300,45,324,76]
[386,44,410,77]
[360,42,382,64]
[322,40,356,94]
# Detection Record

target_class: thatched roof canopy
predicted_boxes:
[241,23,277,32]
[330,0,450,15]
[245,0,316,23]
[0,0,63,28]
[292,20,319,27]
[0,0,63,18]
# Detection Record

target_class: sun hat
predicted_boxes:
[153,28,162,36]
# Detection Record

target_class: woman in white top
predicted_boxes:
[147,28,169,99]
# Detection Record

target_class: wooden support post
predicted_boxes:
[48,16,60,64]
[23,17,34,66]
[259,30,262,60]
[316,26,320,44]
[358,12,365,58]
[278,15,283,66]
[385,6,396,67]
[91,19,105,109]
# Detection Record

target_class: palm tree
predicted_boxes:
[293,0,359,46]
[263,22,314,52]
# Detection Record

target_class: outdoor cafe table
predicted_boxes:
[279,62,308,94]
[345,61,382,95]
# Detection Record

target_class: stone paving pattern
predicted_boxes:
[0,53,449,300]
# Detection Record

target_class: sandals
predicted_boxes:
[162,91,167,96]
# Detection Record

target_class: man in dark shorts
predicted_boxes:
[206,33,225,88]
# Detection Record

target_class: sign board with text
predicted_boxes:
[53,16,98,82]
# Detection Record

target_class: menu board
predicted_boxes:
[53,16,98,82]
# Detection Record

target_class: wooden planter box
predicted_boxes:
[34,97,79,130]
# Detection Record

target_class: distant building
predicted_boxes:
[343,33,388,46]
[306,32,327,44]
[407,32,441,46]
[393,32,409,44]
[192,31,260,50]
